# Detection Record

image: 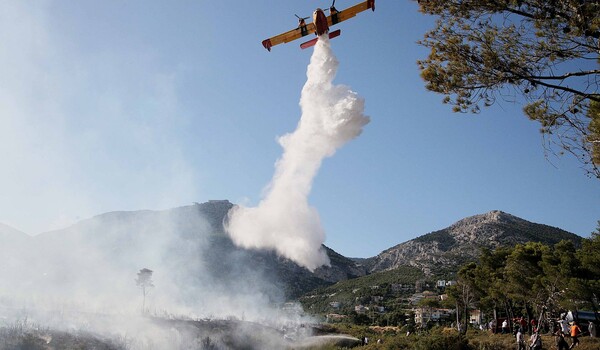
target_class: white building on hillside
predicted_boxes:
[413,307,452,325]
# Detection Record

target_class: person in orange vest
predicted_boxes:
[569,321,582,349]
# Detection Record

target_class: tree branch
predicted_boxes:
[521,76,600,102]
[526,70,600,80]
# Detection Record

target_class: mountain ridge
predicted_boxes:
[0,222,30,240]
[0,202,583,298]
[360,209,581,275]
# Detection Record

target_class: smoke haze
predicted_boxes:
[0,203,315,349]
[226,36,370,271]
[1,3,367,348]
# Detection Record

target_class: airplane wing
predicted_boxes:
[328,0,375,27]
[262,24,316,51]
[262,0,375,51]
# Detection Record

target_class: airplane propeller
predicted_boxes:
[326,0,337,12]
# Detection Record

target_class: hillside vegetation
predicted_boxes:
[296,223,600,350]
[301,266,425,315]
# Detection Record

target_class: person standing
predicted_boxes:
[559,318,570,336]
[502,319,509,334]
[519,317,527,334]
[570,322,582,349]
[530,318,537,334]
[516,328,526,350]
[554,329,569,350]
[529,331,542,350]
[490,319,497,333]
[589,321,597,338]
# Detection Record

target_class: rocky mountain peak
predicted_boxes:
[445,210,521,244]
[450,210,516,228]
[362,211,581,275]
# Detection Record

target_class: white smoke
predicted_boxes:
[0,205,317,349]
[226,36,370,271]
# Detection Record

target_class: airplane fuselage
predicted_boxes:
[312,8,329,36]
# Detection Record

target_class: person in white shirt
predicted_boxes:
[516,328,525,350]
[558,318,570,335]
[529,331,542,350]
[589,322,597,338]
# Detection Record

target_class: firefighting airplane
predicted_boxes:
[261,0,375,51]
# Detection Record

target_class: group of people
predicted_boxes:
[515,326,542,350]
[554,319,597,350]
[497,317,540,335]
[551,320,584,350]
[513,317,597,350]
[360,336,383,346]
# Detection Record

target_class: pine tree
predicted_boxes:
[415,0,600,177]
[136,268,154,314]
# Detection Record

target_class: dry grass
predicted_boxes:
[468,330,600,350]
[0,318,127,350]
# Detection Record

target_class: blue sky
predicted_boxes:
[1,0,598,258]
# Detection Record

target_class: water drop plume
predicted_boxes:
[226,36,369,271]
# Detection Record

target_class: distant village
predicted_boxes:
[300,279,493,328]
